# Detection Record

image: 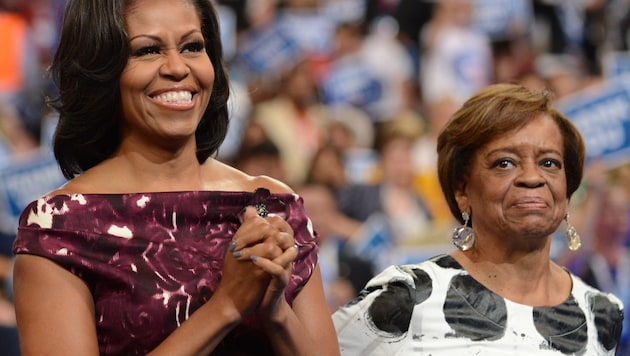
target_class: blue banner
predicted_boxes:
[471,0,532,40]
[556,79,630,168]
[0,150,66,235]
[235,24,301,79]
[603,51,630,79]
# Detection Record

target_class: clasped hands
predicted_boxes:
[218,205,299,322]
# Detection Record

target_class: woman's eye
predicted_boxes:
[182,41,204,53]
[494,159,514,169]
[132,46,160,57]
[541,159,562,169]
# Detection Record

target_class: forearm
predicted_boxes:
[262,266,340,356]
[263,301,319,356]
[147,292,242,356]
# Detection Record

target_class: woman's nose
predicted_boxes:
[515,163,545,188]
[159,50,190,80]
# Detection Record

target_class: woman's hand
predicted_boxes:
[252,232,299,320]
[236,208,298,319]
[214,207,295,321]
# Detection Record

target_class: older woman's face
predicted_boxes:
[455,115,568,246]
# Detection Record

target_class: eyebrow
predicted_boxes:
[128,29,203,42]
[485,146,563,157]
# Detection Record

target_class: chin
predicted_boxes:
[518,225,557,240]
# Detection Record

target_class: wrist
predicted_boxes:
[209,290,245,327]
[261,299,291,327]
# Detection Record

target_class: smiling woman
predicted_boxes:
[332,83,624,355]
[119,0,215,147]
[10,0,339,355]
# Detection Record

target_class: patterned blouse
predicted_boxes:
[333,254,624,355]
[14,189,319,355]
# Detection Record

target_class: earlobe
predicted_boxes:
[454,185,468,213]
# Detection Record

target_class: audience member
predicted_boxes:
[296,183,373,312]
[250,58,329,186]
[412,95,460,225]
[318,21,386,121]
[336,116,435,269]
[233,139,286,183]
[305,145,348,192]
[419,0,493,105]
[561,169,630,354]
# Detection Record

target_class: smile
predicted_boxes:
[151,90,193,105]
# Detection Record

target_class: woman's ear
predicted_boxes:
[454,183,468,214]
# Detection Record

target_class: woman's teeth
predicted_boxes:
[153,91,192,104]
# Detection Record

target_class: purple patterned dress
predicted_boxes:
[13,189,319,355]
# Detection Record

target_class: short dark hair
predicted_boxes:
[437,83,586,223]
[49,0,230,179]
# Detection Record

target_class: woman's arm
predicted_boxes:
[13,213,281,356]
[238,175,340,355]
[262,264,340,356]
[13,254,100,355]
[13,254,256,356]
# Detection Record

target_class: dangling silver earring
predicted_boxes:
[452,211,474,251]
[565,212,581,251]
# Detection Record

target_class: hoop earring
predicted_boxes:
[452,211,474,251]
[565,212,581,251]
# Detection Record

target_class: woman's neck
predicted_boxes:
[450,247,572,307]
[75,146,205,193]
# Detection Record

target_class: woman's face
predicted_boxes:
[455,115,568,247]
[119,0,214,148]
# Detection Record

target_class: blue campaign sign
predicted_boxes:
[235,24,300,78]
[602,51,630,79]
[556,79,630,168]
[278,9,336,55]
[471,0,532,40]
[0,150,66,235]
[320,59,384,119]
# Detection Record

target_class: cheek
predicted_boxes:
[469,173,507,200]
[549,176,568,201]
[196,57,215,89]
[119,64,152,108]
[119,62,149,90]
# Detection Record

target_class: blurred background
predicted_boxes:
[1,0,629,354]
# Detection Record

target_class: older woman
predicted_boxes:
[332,84,624,355]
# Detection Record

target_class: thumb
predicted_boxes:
[238,205,260,223]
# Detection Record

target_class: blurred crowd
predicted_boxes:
[1,0,630,353]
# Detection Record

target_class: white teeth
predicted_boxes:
[152,91,192,104]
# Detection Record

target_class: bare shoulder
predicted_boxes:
[203,159,295,194]
[44,174,95,197]
[43,161,120,196]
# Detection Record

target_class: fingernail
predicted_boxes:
[250,255,258,262]
[232,250,242,258]
[228,240,236,252]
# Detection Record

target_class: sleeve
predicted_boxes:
[284,194,319,304]
[332,264,421,355]
[13,197,123,288]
